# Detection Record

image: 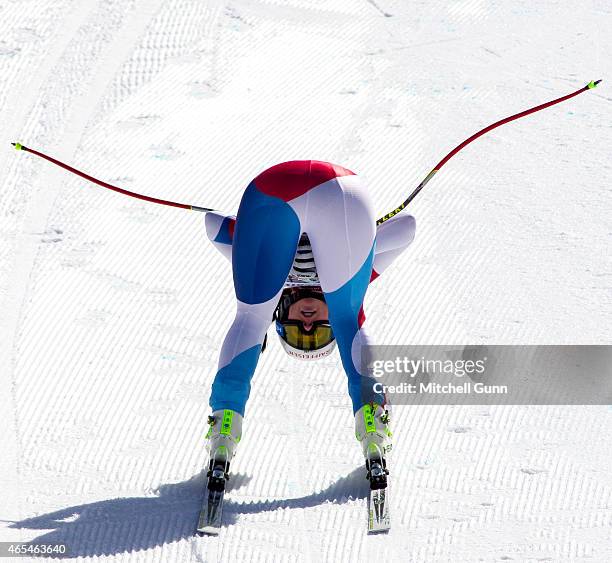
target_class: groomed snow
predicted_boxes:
[1,1,611,561]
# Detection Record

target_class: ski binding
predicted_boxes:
[367,457,390,533]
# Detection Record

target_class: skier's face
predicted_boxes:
[287,297,329,332]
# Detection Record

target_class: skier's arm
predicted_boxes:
[371,213,416,280]
[205,212,236,262]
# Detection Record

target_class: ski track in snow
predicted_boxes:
[1,1,611,562]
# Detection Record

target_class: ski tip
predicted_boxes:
[587,79,602,89]
[12,142,23,150]
[368,527,391,535]
[197,527,220,536]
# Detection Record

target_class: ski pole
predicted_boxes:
[10,142,214,213]
[12,80,601,219]
[376,79,602,225]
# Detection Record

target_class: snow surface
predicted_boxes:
[1,1,611,561]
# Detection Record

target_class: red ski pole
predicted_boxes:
[10,142,214,213]
[376,79,602,225]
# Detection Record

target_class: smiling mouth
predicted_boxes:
[301,310,316,317]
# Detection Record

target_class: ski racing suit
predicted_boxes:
[204,160,415,460]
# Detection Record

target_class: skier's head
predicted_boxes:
[274,287,336,360]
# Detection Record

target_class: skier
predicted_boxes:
[203,160,415,483]
[12,80,598,533]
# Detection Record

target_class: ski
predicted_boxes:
[367,458,390,533]
[197,459,230,535]
[197,489,224,535]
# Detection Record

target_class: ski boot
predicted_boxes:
[206,408,242,469]
[355,402,392,461]
[355,403,392,532]
[197,409,243,534]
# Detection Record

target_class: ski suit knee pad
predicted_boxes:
[355,403,392,460]
[206,409,243,463]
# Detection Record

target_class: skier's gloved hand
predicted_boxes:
[354,403,392,460]
[206,409,243,463]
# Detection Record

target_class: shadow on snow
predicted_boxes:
[10,467,368,557]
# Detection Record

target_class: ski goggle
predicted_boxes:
[276,321,334,351]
